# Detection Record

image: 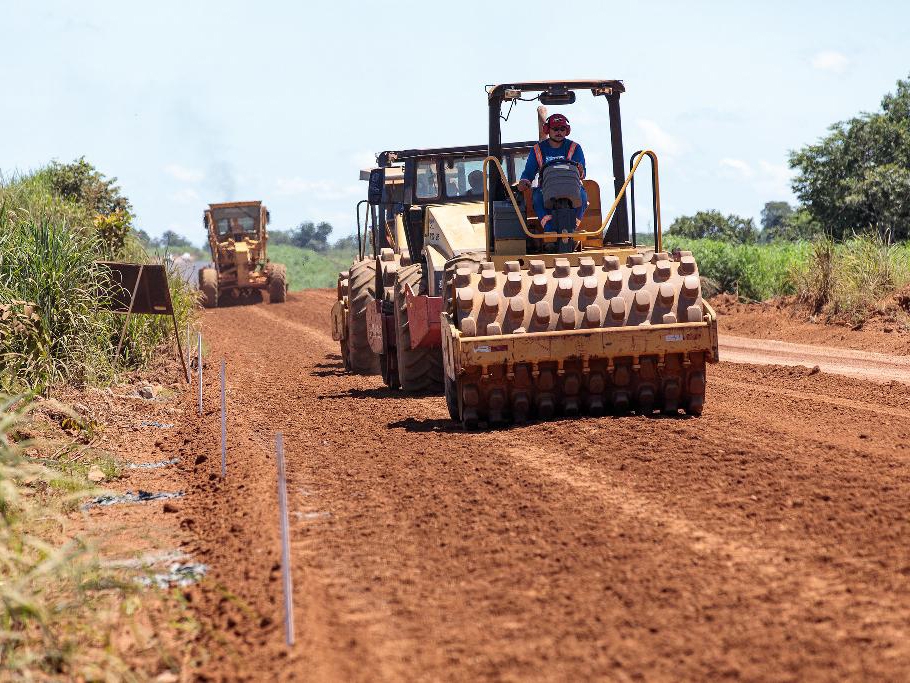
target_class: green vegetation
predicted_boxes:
[666,232,910,324]
[667,210,758,244]
[269,244,357,290]
[0,160,197,393]
[270,220,335,251]
[664,235,809,301]
[790,74,910,241]
[793,233,910,324]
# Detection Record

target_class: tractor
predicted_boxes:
[331,142,536,384]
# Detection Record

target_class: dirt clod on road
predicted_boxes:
[165,289,910,681]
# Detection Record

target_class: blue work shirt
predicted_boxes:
[520,139,586,182]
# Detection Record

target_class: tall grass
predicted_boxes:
[0,168,197,393]
[0,395,93,675]
[793,232,910,323]
[665,231,910,324]
[664,236,811,301]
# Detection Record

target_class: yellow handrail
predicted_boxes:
[481,149,661,243]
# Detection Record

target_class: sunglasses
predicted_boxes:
[550,126,568,132]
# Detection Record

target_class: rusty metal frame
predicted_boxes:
[98,261,189,383]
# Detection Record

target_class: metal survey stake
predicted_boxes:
[197,332,203,416]
[185,322,192,383]
[276,432,295,646]
[220,358,226,478]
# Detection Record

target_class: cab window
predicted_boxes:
[511,151,531,183]
[212,207,259,241]
[415,160,439,199]
[443,158,486,199]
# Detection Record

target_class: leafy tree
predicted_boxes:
[761,207,823,242]
[152,230,195,250]
[43,157,132,216]
[333,234,358,251]
[133,228,152,246]
[290,221,333,251]
[40,157,135,255]
[760,201,794,232]
[790,74,910,241]
[668,210,758,244]
[268,229,294,246]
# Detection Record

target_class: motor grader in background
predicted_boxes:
[331,142,536,384]
[198,201,287,307]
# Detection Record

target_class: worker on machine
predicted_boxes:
[516,113,588,231]
[465,169,484,196]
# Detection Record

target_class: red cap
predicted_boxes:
[544,114,571,135]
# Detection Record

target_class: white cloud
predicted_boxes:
[165,164,204,183]
[274,178,362,200]
[719,158,753,178]
[349,150,378,170]
[756,160,794,197]
[811,50,849,73]
[171,188,201,204]
[716,158,794,199]
[635,119,682,158]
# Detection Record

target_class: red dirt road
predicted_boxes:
[719,334,910,384]
[174,289,910,681]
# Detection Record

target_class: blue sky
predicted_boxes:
[2,1,908,245]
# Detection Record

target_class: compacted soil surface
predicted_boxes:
[151,289,910,681]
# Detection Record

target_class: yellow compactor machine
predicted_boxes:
[440,80,719,427]
[199,201,286,307]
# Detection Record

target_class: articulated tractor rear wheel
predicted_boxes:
[346,258,380,375]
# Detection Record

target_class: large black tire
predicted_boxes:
[442,252,486,297]
[268,263,287,303]
[347,259,380,375]
[394,264,443,393]
[199,267,218,308]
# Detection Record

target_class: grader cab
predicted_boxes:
[199,201,286,307]
[440,80,719,427]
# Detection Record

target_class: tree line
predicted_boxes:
[670,73,910,244]
[137,221,357,254]
[268,221,357,252]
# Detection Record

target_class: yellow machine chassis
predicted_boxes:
[441,300,718,426]
[443,302,717,378]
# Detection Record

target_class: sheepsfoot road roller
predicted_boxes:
[441,80,719,428]
[199,201,286,307]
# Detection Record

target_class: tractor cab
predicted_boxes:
[358,143,537,297]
